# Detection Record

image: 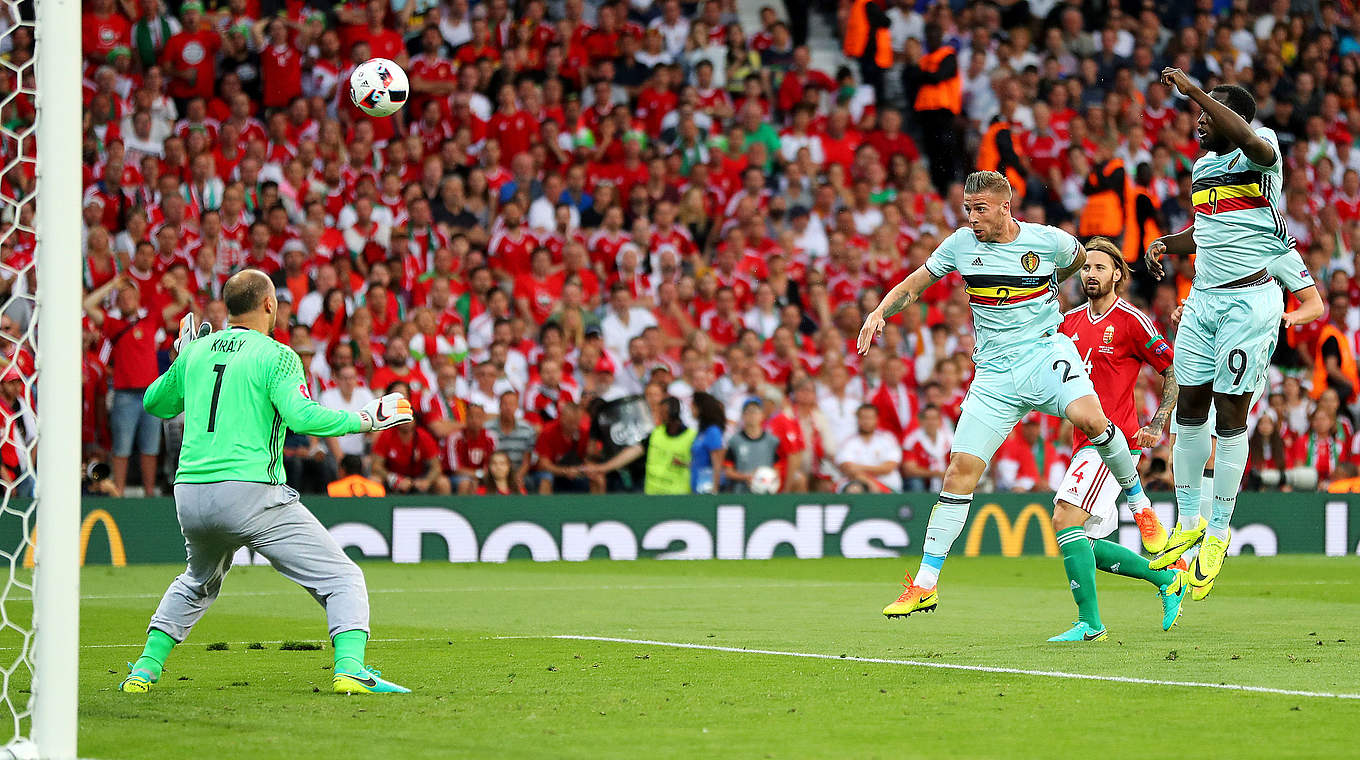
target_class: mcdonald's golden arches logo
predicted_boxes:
[963,503,1058,557]
[23,509,127,568]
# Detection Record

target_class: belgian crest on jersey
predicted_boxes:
[1103,325,1114,345]
[1021,251,1039,273]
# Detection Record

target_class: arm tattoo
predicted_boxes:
[1153,367,1178,424]
[883,290,914,318]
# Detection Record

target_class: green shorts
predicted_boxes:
[1173,282,1284,395]
[952,333,1096,462]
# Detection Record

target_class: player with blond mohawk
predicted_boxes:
[119,269,416,694]
[859,171,1158,642]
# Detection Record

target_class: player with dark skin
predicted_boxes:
[1143,67,1278,438]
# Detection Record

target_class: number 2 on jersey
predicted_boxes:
[1053,359,1077,383]
[207,363,226,432]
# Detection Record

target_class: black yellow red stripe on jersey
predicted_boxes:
[1191,170,1269,216]
[962,274,1055,307]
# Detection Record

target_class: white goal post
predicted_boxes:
[29,0,82,755]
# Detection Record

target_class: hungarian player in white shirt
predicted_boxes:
[1054,237,1189,633]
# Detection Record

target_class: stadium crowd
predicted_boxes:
[44,0,1360,498]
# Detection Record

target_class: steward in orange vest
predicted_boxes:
[912,49,961,114]
[977,117,1028,202]
[1122,163,1163,264]
[327,455,388,497]
[1310,317,1359,403]
[844,0,892,96]
[907,23,961,192]
[1080,142,1125,239]
[1327,462,1360,492]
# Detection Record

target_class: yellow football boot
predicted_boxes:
[882,573,938,618]
[1189,532,1230,601]
[1149,517,1206,570]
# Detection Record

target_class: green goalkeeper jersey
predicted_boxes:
[144,326,363,485]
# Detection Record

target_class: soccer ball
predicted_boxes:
[349,58,409,117]
[749,466,780,494]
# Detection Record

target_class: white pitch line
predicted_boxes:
[543,635,1360,701]
[52,580,882,602]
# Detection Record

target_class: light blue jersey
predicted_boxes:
[1171,249,1314,433]
[1268,248,1315,293]
[924,222,1079,367]
[1190,126,1293,287]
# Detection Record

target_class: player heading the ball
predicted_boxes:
[858,170,1161,643]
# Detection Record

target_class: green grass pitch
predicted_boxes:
[70,556,1360,759]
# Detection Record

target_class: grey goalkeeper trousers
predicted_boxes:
[148,481,369,641]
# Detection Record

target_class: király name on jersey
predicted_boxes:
[210,336,245,353]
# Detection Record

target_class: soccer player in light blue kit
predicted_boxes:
[858,170,1156,642]
[1142,69,1294,599]
[1152,246,1323,588]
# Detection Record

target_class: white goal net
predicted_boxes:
[0,0,82,757]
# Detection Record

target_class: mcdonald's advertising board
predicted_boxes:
[11,493,1360,566]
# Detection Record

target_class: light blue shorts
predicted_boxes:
[952,333,1096,462]
[1173,282,1284,395]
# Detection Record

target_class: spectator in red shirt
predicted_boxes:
[776,46,835,113]
[83,274,183,497]
[1287,408,1342,489]
[994,415,1060,492]
[83,0,131,62]
[487,85,538,166]
[371,337,432,398]
[455,17,500,65]
[372,421,450,494]
[533,400,593,492]
[902,404,952,493]
[0,364,31,495]
[870,356,916,442]
[444,402,494,493]
[863,108,919,167]
[256,18,303,109]
[1248,411,1288,489]
[514,247,562,326]
[358,0,406,62]
[161,2,222,103]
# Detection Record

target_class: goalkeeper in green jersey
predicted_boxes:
[119,269,415,695]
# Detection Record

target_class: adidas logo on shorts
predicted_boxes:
[1110,562,1121,573]
[1070,580,1080,590]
